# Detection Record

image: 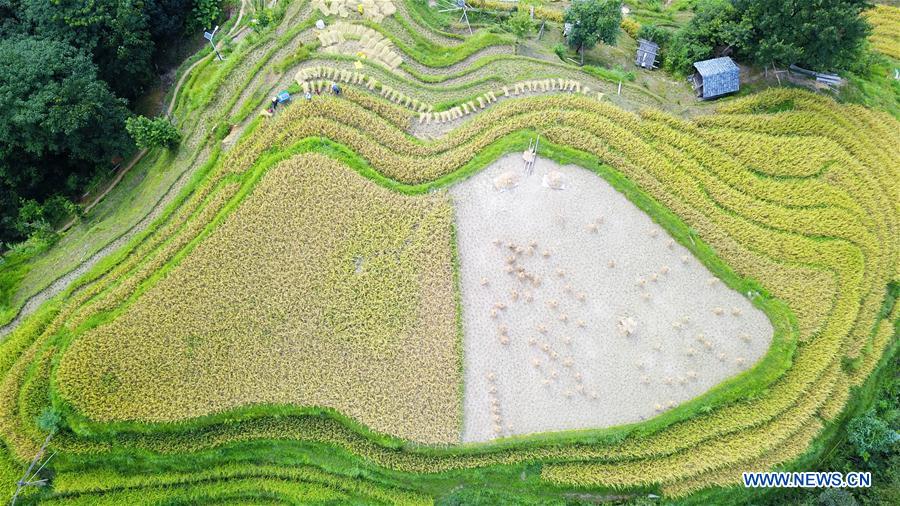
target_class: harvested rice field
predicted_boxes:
[453,154,772,442]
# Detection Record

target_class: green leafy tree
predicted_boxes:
[0,0,207,246]
[847,409,899,461]
[126,115,182,149]
[11,0,156,99]
[191,0,222,31]
[506,9,535,54]
[637,24,672,47]
[735,0,872,71]
[14,196,81,238]
[564,0,623,61]
[663,0,750,73]
[0,35,130,244]
[507,9,535,40]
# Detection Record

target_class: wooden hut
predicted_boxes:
[635,39,659,70]
[691,57,739,99]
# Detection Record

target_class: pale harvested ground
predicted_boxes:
[451,154,773,443]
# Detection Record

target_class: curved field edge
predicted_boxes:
[47,135,796,440]
[34,324,899,504]
[0,88,892,502]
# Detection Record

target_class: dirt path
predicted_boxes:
[55,51,214,235]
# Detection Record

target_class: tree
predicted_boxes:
[735,0,872,71]
[0,0,208,247]
[506,9,535,54]
[637,24,673,47]
[10,0,157,99]
[191,0,222,32]
[663,0,750,74]
[507,9,535,39]
[0,35,131,244]
[564,0,623,63]
[847,409,899,462]
[14,196,80,238]
[126,116,182,149]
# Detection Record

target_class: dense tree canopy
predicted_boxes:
[663,0,751,73]
[0,35,131,243]
[0,0,219,247]
[664,0,872,73]
[736,0,872,71]
[564,0,623,53]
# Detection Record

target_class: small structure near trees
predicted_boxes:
[635,39,659,69]
[691,56,739,99]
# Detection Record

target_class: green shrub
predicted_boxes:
[191,0,222,32]
[37,406,62,433]
[637,23,672,46]
[506,9,535,40]
[818,488,859,506]
[126,116,182,149]
[15,196,80,237]
[553,43,568,61]
[847,409,899,461]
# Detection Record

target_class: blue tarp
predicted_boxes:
[277,91,291,103]
[693,57,739,98]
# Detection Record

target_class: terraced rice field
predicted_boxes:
[0,1,897,503]
[56,154,459,444]
[866,4,900,60]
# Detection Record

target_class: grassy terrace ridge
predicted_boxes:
[0,1,898,504]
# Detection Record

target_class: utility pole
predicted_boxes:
[11,433,55,505]
[204,25,223,61]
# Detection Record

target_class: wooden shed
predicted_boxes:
[635,39,659,70]
[691,57,740,99]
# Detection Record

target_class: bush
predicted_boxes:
[506,9,535,40]
[847,409,899,461]
[553,44,568,61]
[818,488,858,506]
[37,406,63,433]
[126,116,182,149]
[250,0,277,32]
[191,0,222,32]
[637,23,672,47]
[621,17,640,38]
[15,196,80,237]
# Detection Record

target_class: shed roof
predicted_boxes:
[693,56,740,98]
[693,57,739,77]
[635,39,659,69]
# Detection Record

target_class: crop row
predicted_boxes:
[296,64,602,122]
[865,5,900,60]
[51,463,429,505]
